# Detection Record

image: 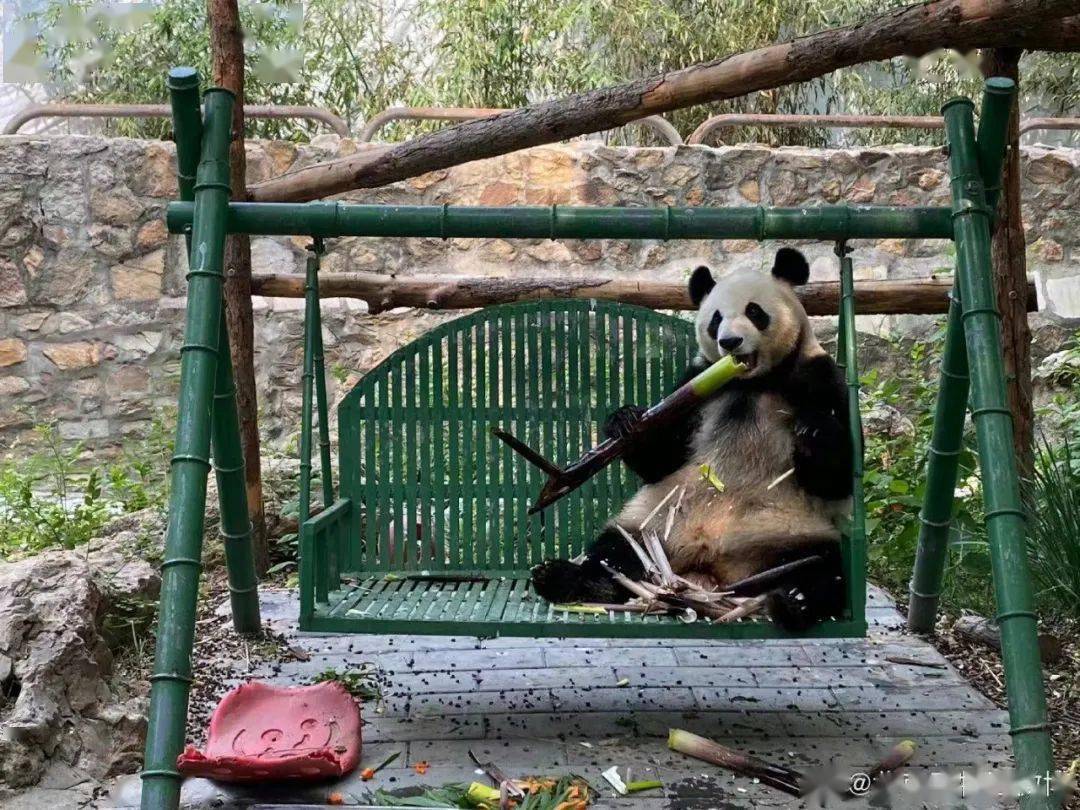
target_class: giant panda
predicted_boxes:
[531,247,854,631]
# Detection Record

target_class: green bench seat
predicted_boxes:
[298,299,865,639]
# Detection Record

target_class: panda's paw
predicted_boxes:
[603,405,646,440]
[531,559,628,605]
[766,586,821,633]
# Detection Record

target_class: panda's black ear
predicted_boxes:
[771,247,810,286]
[689,265,715,306]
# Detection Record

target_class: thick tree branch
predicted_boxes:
[210,0,269,574]
[249,0,1080,203]
[982,48,1034,478]
[250,272,1038,316]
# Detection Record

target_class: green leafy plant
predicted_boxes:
[0,415,174,559]
[1025,438,1080,619]
[0,424,111,556]
[859,332,994,616]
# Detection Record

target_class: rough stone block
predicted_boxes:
[111,250,165,301]
[0,337,28,367]
[43,341,103,370]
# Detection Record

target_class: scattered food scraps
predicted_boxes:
[601,766,628,795]
[699,463,725,492]
[414,761,430,775]
[374,775,592,809]
[553,603,607,615]
[361,750,401,781]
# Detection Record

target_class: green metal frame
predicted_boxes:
[145,72,1056,809]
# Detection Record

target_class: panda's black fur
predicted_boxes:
[531,247,854,631]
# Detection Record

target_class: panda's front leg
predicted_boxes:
[531,526,646,604]
[786,356,854,501]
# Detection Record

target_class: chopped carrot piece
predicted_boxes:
[328,793,345,805]
[360,768,376,781]
[413,761,430,775]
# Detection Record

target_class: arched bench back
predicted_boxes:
[338,300,699,574]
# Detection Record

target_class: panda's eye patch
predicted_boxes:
[707,311,722,338]
[745,302,770,330]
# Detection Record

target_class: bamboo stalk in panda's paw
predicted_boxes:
[493,355,747,514]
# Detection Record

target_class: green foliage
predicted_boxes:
[1026,439,1080,619]
[29,0,1080,144]
[862,330,1080,620]
[30,0,430,140]
[0,423,110,556]
[0,415,173,559]
[860,331,994,616]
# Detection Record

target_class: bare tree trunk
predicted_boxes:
[249,272,1037,317]
[209,0,269,574]
[982,47,1034,479]
[249,1,1080,202]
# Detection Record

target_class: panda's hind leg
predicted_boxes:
[727,539,845,632]
[531,527,645,604]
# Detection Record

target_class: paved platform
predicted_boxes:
[107,586,1016,808]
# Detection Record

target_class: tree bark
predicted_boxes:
[210,0,269,575]
[249,0,1080,203]
[981,48,1034,480]
[249,272,1037,316]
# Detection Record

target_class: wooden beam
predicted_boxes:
[248,0,1080,203]
[210,0,269,575]
[249,272,1038,316]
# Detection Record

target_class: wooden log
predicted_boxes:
[248,1,1080,203]
[953,615,1062,664]
[210,0,268,574]
[249,272,1038,316]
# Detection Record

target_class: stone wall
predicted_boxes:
[0,134,1078,453]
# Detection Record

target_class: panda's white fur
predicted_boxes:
[614,268,847,586]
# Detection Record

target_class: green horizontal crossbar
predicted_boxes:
[166,201,954,241]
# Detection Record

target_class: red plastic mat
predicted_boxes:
[178,681,362,782]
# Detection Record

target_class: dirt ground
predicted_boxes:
[931,616,1079,807]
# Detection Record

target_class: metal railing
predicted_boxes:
[685,112,1080,144]
[3,102,350,136]
[8,102,1076,148]
[358,105,683,145]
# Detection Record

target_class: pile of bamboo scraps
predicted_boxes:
[557,485,768,624]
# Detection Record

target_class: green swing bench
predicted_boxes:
[141,68,1057,810]
[307,295,866,639]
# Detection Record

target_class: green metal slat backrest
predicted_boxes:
[338,300,698,574]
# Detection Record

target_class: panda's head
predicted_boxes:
[689,247,812,377]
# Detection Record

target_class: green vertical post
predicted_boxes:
[298,248,331,602]
[211,315,262,632]
[309,250,338,578]
[298,253,317,522]
[141,85,235,810]
[943,88,1056,809]
[169,66,260,635]
[167,67,201,203]
[977,77,1017,217]
[309,245,335,510]
[836,244,866,629]
[906,286,968,632]
[908,77,1014,634]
